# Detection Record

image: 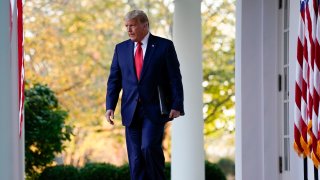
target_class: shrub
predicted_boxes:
[217,158,235,176]
[116,164,130,180]
[205,161,226,180]
[163,161,225,180]
[25,84,71,178]
[80,163,119,180]
[39,165,80,180]
[164,162,171,180]
[116,162,171,180]
[39,161,226,180]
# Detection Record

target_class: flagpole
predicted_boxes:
[305,158,308,180]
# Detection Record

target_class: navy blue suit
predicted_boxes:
[106,34,184,180]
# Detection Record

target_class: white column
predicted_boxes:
[172,0,204,180]
[236,0,280,179]
[261,0,279,180]
[0,1,24,180]
[235,1,263,179]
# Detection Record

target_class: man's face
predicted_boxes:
[125,18,148,42]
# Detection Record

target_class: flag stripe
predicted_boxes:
[294,0,306,156]
[17,0,24,138]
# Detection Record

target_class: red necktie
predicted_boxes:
[135,42,143,80]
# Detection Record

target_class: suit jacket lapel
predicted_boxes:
[127,40,138,82]
[140,34,157,81]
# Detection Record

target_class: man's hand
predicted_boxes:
[105,110,115,125]
[169,109,180,119]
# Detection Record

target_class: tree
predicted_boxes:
[202,0,236,137]
[25,84,71,178]
[201,0,236,163]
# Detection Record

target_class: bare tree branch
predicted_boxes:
[204,93,234,122]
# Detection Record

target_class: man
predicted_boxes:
[105,10,184,180]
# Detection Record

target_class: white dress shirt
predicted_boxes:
[134,32,150,60]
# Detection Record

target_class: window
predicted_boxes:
[278,0,290,174]
[281,0,290,172]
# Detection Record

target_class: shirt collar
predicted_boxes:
[135,32,150,47]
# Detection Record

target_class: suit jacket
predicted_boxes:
[106,34,184,126]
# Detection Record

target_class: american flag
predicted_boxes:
[295,0,320,167]
[305,0,320,166]
[311,0,320,166]
[17,0,24,138]
[294,0,306,157]
[300,1,310,157]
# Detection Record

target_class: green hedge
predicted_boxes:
[216,158,235,176]
[205,161,226,180]
[80,163,119,180]
[164,163,171,179]
[116,164,130,180]
[39,161,225,180]
[39,165,80,180]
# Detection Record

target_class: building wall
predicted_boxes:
[236,0,279,179]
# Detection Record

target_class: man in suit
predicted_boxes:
[105,10,184,180]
